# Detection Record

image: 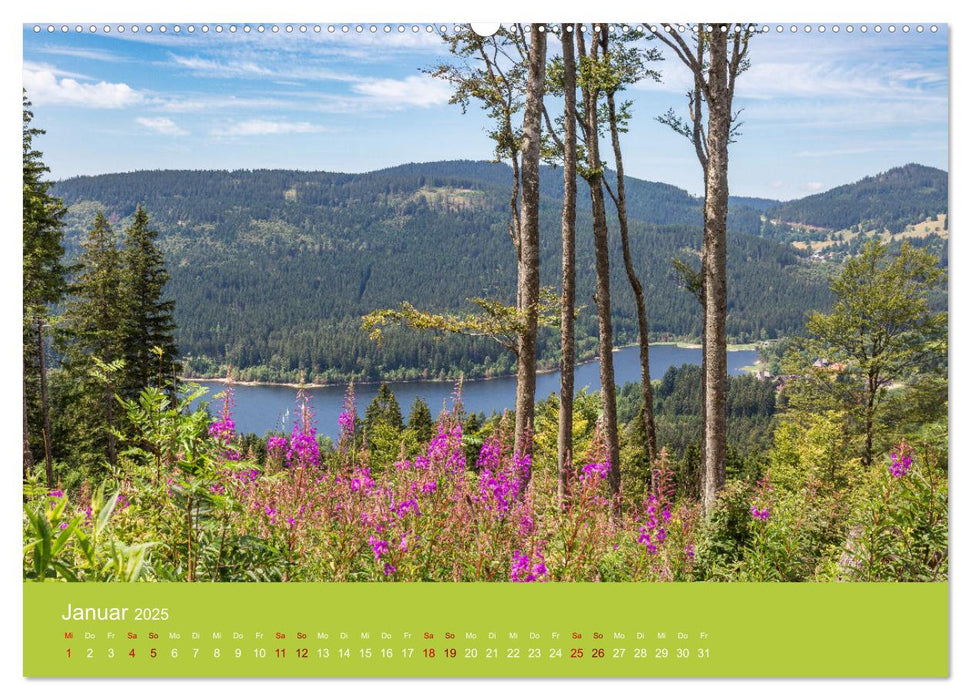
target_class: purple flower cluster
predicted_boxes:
[750,506,770,521]
[368,535,390,560]
[208,386,237,448]
[637,493,671,554]
[510,548,548,583]
[350,467,376,493]
[287,429,320,469]
[889,448,913,479]
[267,435,287,457]
[208,416,236,444]
[475,438,531,516]
[581,461,610,482]
[395,498,420,518]
[233,468,260,483]
[750,472,773,523]
[428,424,466,473]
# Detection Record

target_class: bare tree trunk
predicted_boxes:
[701,29,730,515]
[864,372,877,466]
[36,317,54,488]
[23,376,34,482]
[557,24,578,507]
[513,24,546,462]
[604,84,658,466]
[578,29,622,512]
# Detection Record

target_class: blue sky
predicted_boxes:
[22,23,948,200]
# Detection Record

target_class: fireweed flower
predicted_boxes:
[581,461,610,482]
[267,435,287,458]
[429,423,466,473]
[383,562,396,576]
[368,535,390,560]
[637,494,672,555]
[510,548,547,582]
[889,440,914,478]
[750,472,773,522]
[208,386,240,460]
[394,499,420,518]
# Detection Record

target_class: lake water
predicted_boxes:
[193,345,758,441]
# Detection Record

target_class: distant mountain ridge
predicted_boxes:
[47,160,942,384]
[766,163,948,234]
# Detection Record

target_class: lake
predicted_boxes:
[192,344,758,441]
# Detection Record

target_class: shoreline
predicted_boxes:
[183,341,770,389]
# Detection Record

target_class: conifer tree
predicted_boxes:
[58,211,125,469]
[119,205,180,397]
[364,382,404,435]
[406,396,434,444]
[23,91,66,485]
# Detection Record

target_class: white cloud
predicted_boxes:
[23,67,143,108]
[38,46,127,63]
[22,61,91,80]
[212,119,327,137]
[170,54,275,78]
[168,52,359,82]
[806,181,824,192]
[351,75,452,107]
[136,116,188,136]
[155,94,292,113]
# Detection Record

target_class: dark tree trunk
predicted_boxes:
[23,376,34,483]
[36,318,54,488]
[864,372,877,466]
[578,29,622,512]
[557,24,578,507]
[701,29,730,515]
[604,78,658,466]
[513,24,546,461]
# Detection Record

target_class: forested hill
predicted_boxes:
[766,163,948,233]
[52,160,832,383]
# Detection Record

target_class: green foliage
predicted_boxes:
[23,484,153,582]
[785,239,946,464]
[839,454,948,582]
[362,289,561,357]
[406,396,435,444]
[364,383,405,465]
[770,409,863,492]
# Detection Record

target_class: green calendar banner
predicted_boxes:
[23,583,948,677]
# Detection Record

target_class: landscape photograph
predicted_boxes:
[22,22,948,584]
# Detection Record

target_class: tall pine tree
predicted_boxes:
[119,205,180,397]
[57,212,126,471]
[23,91,67,486]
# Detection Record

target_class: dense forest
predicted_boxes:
[52,162,830,383]
[766,163,948,234]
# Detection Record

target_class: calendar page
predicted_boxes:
[20,19,949,679]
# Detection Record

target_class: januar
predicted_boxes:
[61,604,129,621]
